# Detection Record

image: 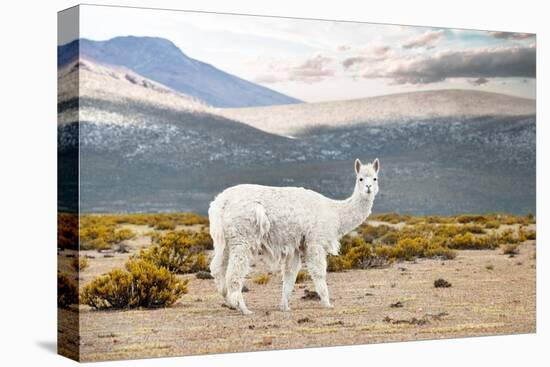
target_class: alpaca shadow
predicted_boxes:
[36,340,57,354]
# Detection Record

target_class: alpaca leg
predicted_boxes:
[280,252,301,311]
[210,243,229,298]
[305,245,333,308]
[225,245,253,315]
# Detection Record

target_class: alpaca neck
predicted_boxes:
[336,186,373,237]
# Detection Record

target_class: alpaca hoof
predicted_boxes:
[322,302,334,309]
[280,304,291,312]
[241,309,254,315]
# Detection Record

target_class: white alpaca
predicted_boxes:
[209,158,380,314]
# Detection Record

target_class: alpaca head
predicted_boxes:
[354,158,380,198]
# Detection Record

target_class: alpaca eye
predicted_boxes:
[373,178,377,181]
[359,178,363,182]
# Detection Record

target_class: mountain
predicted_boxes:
[58,60,535,215]
[217,90,536,136]
[57,36,302,108]
[57,60,296,212]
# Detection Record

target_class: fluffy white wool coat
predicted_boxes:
[209,158,380,314]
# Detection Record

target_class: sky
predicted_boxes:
[76,5,536,102]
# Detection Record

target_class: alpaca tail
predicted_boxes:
[208,196,226,283]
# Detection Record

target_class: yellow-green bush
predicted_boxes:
[370,212,412,224]
[423,215,455,224]
[391,237,456,260]
[328,235,455,272]
[58,213,79,250]
[360,225,393,243]
[445,232,498,250]
[379,230,400,245]
[81,259,188,309]
[324,212,535,273]
[71,257,89,271]
[80,225,135,251]
[138,230,210,274]
[80,213,209,229]
[455,214,488,224]
[502,244,519,256]
[327,255,351,272]
[523,229,536,240]
[497,229,520,245]
[484,220,500,229]
[58,272,78,309]
[154,220,176,230]
[295,270,311,283]
[253,273,270,285]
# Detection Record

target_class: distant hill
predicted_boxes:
[57,36,302,108]
[218,90,536,136]
[58,60,535,215]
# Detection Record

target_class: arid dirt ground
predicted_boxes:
[58,222,536,362]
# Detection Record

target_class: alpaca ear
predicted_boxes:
[355,159,362,174]
[373,158,380,173]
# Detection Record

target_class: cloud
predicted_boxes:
[489,31,535,40]
[402,30,445,49]
[337,44,351,52]
[361,45,535,85]
[469,77,489,86]
[255,55,335,84]
[342,45,392,69]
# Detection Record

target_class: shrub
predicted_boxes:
[423,215,455,224]
[81,259,188,309]
[327,255,350,272]
[154,220,176,230]
[329,235,455,272]
[71,257,89,271]
[58,213,79,250]
[58,272,79,309]
[253,274,270,285]
[520,228,536,241]
[344,241,392,268]
[463,224,486,234]
[497,229,520,245]
[455,214,487,224]
[379,230,400,245]
[295,270,311,283]
[525,230,536,240]
[484,220,500,229]
[80,225,135,251]
[80,213,209,228]
[370,212,411,224]
[138,230,210,274]
[191,229,214,250]
[360,225,392,243]
[445,233,498,250]
[502,244,519,256]
[392,237,456,260]
[115,228,135,242]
